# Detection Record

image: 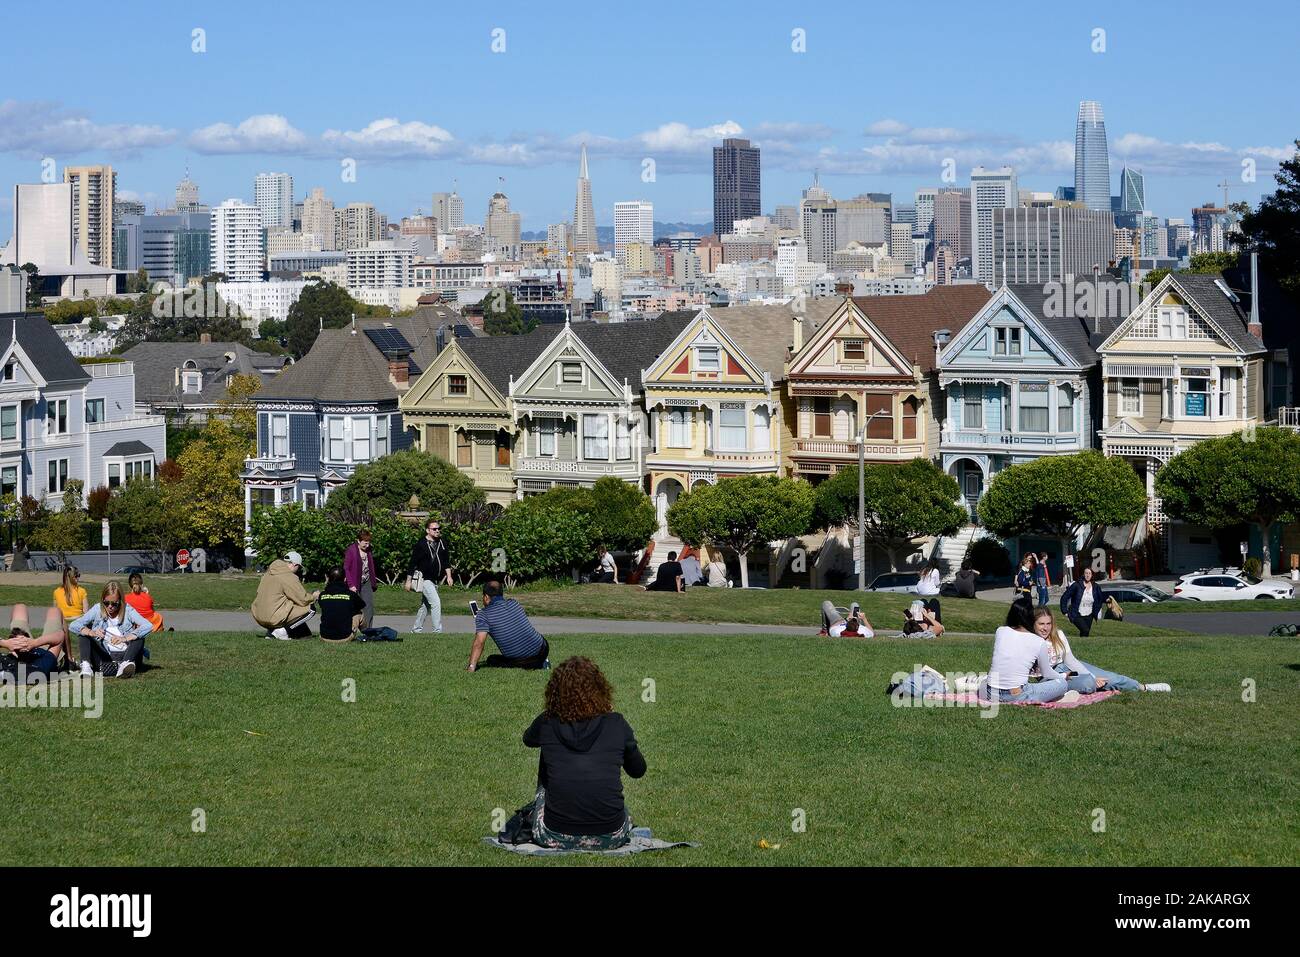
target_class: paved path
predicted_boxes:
[1127,610,1299,636]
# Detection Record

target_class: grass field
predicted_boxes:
[7,629,1296,866]
[1,578,1181,638]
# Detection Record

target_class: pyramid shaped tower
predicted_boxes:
[571,143,597,254]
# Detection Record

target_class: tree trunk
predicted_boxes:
[738,550,750,589]
[886,546,899,573]
[1259,522,1273,578]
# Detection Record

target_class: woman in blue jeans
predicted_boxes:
[1032,607,1171,693]
[978,598,1067,704]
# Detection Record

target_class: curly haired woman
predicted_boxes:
[521,656,647,850]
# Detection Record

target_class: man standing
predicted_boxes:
[406,518,453,633]
[1034,551,1051,607]
[468,581,549,671]
[344,529,377,629]
[252,551,319,640]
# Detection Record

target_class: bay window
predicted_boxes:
[615,416,632,461]
[668,408,691,447]
[962,389,983,429]
[1182,371,1209,417]
[583,414,609,460]
[718,405,747,450]
[351,416,371,461]
[865,394,893,439]
[327,417,346,460]
[1217,368,1238,417]
[375,416,389,458]
[1018,382,1049,432]
[902,396,919,440]
[456,431,472,467]
[753,407,771,451]
[271,414,289,457]
[1120,379,1140,415]
[812,397,832,437]
[537,419,557,456]
[1057,384,1075,433]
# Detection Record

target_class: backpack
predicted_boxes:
[498,802,537,845]
[356,626,402,642]
[1268,623,1298,637]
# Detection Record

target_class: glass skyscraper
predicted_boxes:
[1120,167,1146,213]
[1074,101,1111,212]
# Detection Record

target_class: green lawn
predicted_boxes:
[3,578,1177,638]
[7,629,1296,866]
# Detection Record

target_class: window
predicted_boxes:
[718,406,747,451]
[1218,368,1238,417]
[0,465,16,498]
[351,417,371,461]
[615,417,632,461]
[864,394,893,439]
[695,347,720,372]
[456,431,472,467]
[1018,382,1049,432]
[1058,384,1075,433]
[303,491,318,509]
[447,374,467,396]
[963,389,983,429]
[537,419,557,456]
[46,398,68,436]
[813,397,832,437]
[1158,307,1187,339]
[47,458,69,494]
[2,362,13,382]
[668,408,691,447]
[843,339,866,361]
[1183,376,1209,417]
[994,327,1021,357]
[753,407,771,451]
[328,417,346,460]
[124,458,152,481]
[108,462,121,488]
[271,414,289,457]
[560,362,583,384]
[182,367,202,394]
[902,396,919,440]
[1120,379,1140,415]
[85,398,105,425]
[375,416,389,458]
[0,405,16,442]
[496,430,511,467]
[583,414,609,460]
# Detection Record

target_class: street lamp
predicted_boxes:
[856,409,891,591]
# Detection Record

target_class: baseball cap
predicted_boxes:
[284,551,304,566]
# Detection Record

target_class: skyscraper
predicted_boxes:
[970,167,1017,286]
[176,170,201,212]
[712,137,761,236]
[210,199,264,282]
[613,200,654,264]
[432,191,463,232]
[1120,168,1146,213]
[933,188,971,262]
[991,205,1114,284]
[254,172,294,229]
[63,165,116,268]
[303,187,336,249]
[485,192,521,257]
[1073,101,1111,211]
[915,188,937,235]
[571,144,598,255]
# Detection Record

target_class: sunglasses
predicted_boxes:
[103,601,121,609]
[429,527,441,532]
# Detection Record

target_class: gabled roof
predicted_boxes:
[1004,283,1120,365]
[1100,270,1266,354]
[457,326,563,396]
[120,341,289,406]
[256,328,404,404]
[0,313,90,385]
[706,302,827,380]
[851,285,992,372]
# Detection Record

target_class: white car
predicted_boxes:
[1172,570,1294,601]
[867,572,920,594]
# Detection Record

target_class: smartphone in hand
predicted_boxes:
[469,600,480,617]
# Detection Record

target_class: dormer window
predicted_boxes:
[695,346,720,372]
[843,340,866,362]
[994,327,1021,356]
[560,362,583,384]
[182,360,202,394]
[448,374,467,396]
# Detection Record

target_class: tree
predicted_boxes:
[1145,251,1243,290]
[325,449,485,522]
[977,451,1147,564]
[31,480,90,568]
[284,281,356,358]
[481,497,593,587]
[86,485,113,523]
[115,284,251,351]
[45,298,98,324]
[1235,140,1300,294]
[20,263,42,310]
[482,289,534,336]
[527,476,657,552]
[173,422,251,550]
[1155,427,1300,577]
[106,474,190,571]
[126,267,150,294]
[814,459,967,571]
[668,476,816,588]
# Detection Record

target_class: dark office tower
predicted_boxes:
[712,138,761,235]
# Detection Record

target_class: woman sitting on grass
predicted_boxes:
[1032,606,1170,694]
[520,656,647,849]
[69,581,154,678]
[124,573,168,633]
[977,597,1066,704]
[53,567,88,631]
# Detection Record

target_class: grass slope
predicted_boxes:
[7,630,1296,866]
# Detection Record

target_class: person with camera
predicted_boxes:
[406,518,453,634]
[252,551,319,640]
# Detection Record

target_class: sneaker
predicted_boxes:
[1143,682,1171,692]
[117,661,136,679]
[1060,690,1081,703]
[542,659,551,670]
[79,661,94,677]
[271,627,290,641]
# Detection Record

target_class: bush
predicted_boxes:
[1243,555,1263,579]
[248,504,426,583]
[965,537,1012,578]
[324,449,485,521]
[525,477,656,553]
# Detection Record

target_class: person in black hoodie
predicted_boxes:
[520,656,647,849]
[318,566,366,642]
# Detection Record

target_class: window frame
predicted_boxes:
[46,397,69,436]
[47,457,69,494]
[536,419,557,457]
[582,413,610,460]
[270,413,290,458]
[84,398,105,426]
[695,346,721,373]
[668,408,692,448]
[1120,378,1140,415]
[718,406,747,451]
[447,374,468,396]
[0,403,18,442]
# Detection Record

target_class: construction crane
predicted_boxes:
[538,245,576,316]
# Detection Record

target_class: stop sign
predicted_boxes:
[176,548,191,568]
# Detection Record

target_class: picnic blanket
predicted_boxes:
[483,829,699,857]
[926,690,1121,709]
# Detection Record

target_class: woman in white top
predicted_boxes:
[1032,607,1170,693]
[915,558,942,622]
[594,546,618,584]
[977,598,1067,704]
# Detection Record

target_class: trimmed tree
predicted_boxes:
[527,476,657,553]
[814,458,967,572]
[325,449,485,521]
[667,475,816,588]
[1155,427,1300,578]
[977,451,1147,567]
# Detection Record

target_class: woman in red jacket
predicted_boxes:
[343,529,377,629]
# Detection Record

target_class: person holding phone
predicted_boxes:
[406,519,453,634]
[468,581,549,671]
[1032,606,1169,693]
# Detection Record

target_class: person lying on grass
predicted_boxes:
[1032,606,1170,694]
[820,600,874,638]
[70,581,154,679]
[1,604,71,681]
[518,656,647,850]
[902,600,944,638]
[977,597,1065,705]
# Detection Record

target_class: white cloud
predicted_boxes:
[189,114,309,154]
[865,119,909,137]
[321,118,455,158]
[0,99,176,155]
[1111,131,1294,176]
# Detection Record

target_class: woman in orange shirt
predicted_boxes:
[124,572,166,632]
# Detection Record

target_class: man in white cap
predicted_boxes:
[252,550,320,640]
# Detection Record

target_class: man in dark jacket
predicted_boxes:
[405,518,452,633]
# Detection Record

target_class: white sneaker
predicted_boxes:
[1143,682,1171,692]
[79,661,94,677]
[117,660,136,679]
[271,627,290,641]
[1060,690,1081,703]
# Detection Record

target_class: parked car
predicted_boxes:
[1172,570,1294,601]
[115,564,158,575]
[868,571,920,594]
[1098,581,1171,604]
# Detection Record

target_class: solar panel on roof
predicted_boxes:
[363,327,413,354]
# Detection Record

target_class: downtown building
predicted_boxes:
[712,138,761,237]
[970,167,1018,287]
[571,146,598,255]
[210,200,264,282]
[614,200,654,264]
[990,205,1115,285]
[254,173,294,229]
[63,165,116,268]
[1074,101,1111,212]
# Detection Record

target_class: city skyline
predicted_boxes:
[1,0,1296,238]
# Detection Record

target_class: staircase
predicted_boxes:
[641,533,684,585]
[933,524,983,577]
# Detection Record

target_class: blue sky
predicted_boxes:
[2,0,1296,236]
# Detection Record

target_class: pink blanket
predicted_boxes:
[926,690,1121,709]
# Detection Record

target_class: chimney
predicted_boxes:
[791,314,804,353]
[387,351,411,390]
[933,328,951,367]
[1248,252,1262,340]
[200,332,212,344]
[834,280,853,296]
